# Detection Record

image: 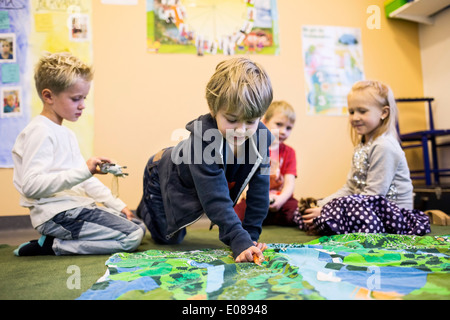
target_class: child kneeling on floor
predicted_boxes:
[137,57,273,263]
[12,52,145,256]
[234,100,298,226]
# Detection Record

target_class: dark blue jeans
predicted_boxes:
[137,153,186,244]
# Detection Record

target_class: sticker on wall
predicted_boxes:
[147,0,279,56]
[302,25,365,116]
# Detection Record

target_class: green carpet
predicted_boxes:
[1,225,449,300]
[0,225,314,300]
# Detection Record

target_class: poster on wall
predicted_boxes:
[0,0,94,168]
[147,0,279,56]
[302,25,364,116]
[0,0,30,168]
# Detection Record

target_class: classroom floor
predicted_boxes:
[1,216,449,300]
[0,228,41,246]
[0,217,319,300]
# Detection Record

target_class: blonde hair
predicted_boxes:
[205,57,273,120]
[348,80,399,145]
[263,100,296,123]
[34,52,93,100]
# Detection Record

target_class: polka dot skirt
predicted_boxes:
[294,195,431,236]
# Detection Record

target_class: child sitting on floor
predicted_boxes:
[235,100,298,226]
[136,57,273,263]
[12,52,145,256]
[294,80,430,235]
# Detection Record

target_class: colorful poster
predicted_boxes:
[29,0,94,159]
[0,0,30,167]
[0,1,94,167]
[147,0,279,55]
[302,25,364,116]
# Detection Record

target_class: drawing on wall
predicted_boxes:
[302,25,364,116]
[147,0,279,55]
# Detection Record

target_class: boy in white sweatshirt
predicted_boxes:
[12,52,144,256]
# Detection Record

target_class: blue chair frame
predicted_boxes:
[396,98,450,186]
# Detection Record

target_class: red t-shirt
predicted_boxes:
[269,143,297,191]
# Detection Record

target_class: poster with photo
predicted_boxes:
[29,0,94,160]
[302,25,364,116]
[0,0,94,167]
[0,0,30,168]
[147,0,279,55]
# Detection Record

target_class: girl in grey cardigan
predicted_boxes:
[295,80,430,235]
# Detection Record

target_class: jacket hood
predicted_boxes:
[185,113,216,137]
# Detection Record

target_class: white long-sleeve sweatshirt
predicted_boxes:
[12,115,126,228]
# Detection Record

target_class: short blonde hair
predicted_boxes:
[263,100,296,123]
[34,52,93,100]
[348,80,399,145]
[205,57,273,120]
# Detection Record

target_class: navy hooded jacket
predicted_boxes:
[156,113,273,257]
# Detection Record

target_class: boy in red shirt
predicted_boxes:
[235,101,298,225]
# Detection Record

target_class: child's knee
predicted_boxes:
[121,228,144,252]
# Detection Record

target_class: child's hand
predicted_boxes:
[303,206,322,225]
[254,241,268,252]
[86,156,112,175]
[235,243,266,264]
[269,194,284,211]
[121,207,135,221]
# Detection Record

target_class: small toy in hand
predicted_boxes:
[253,243,268,266]
[99,162,128,177]
[253,254,265,266]
[298,197,318,215]
[297,197,319,235]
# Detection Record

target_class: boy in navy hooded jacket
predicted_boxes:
[137,57,273,263]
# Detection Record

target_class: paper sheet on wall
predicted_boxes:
[0,1,94,168]
[302,25,364,116]
[147,0,279,56]
[29,0,94,160]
